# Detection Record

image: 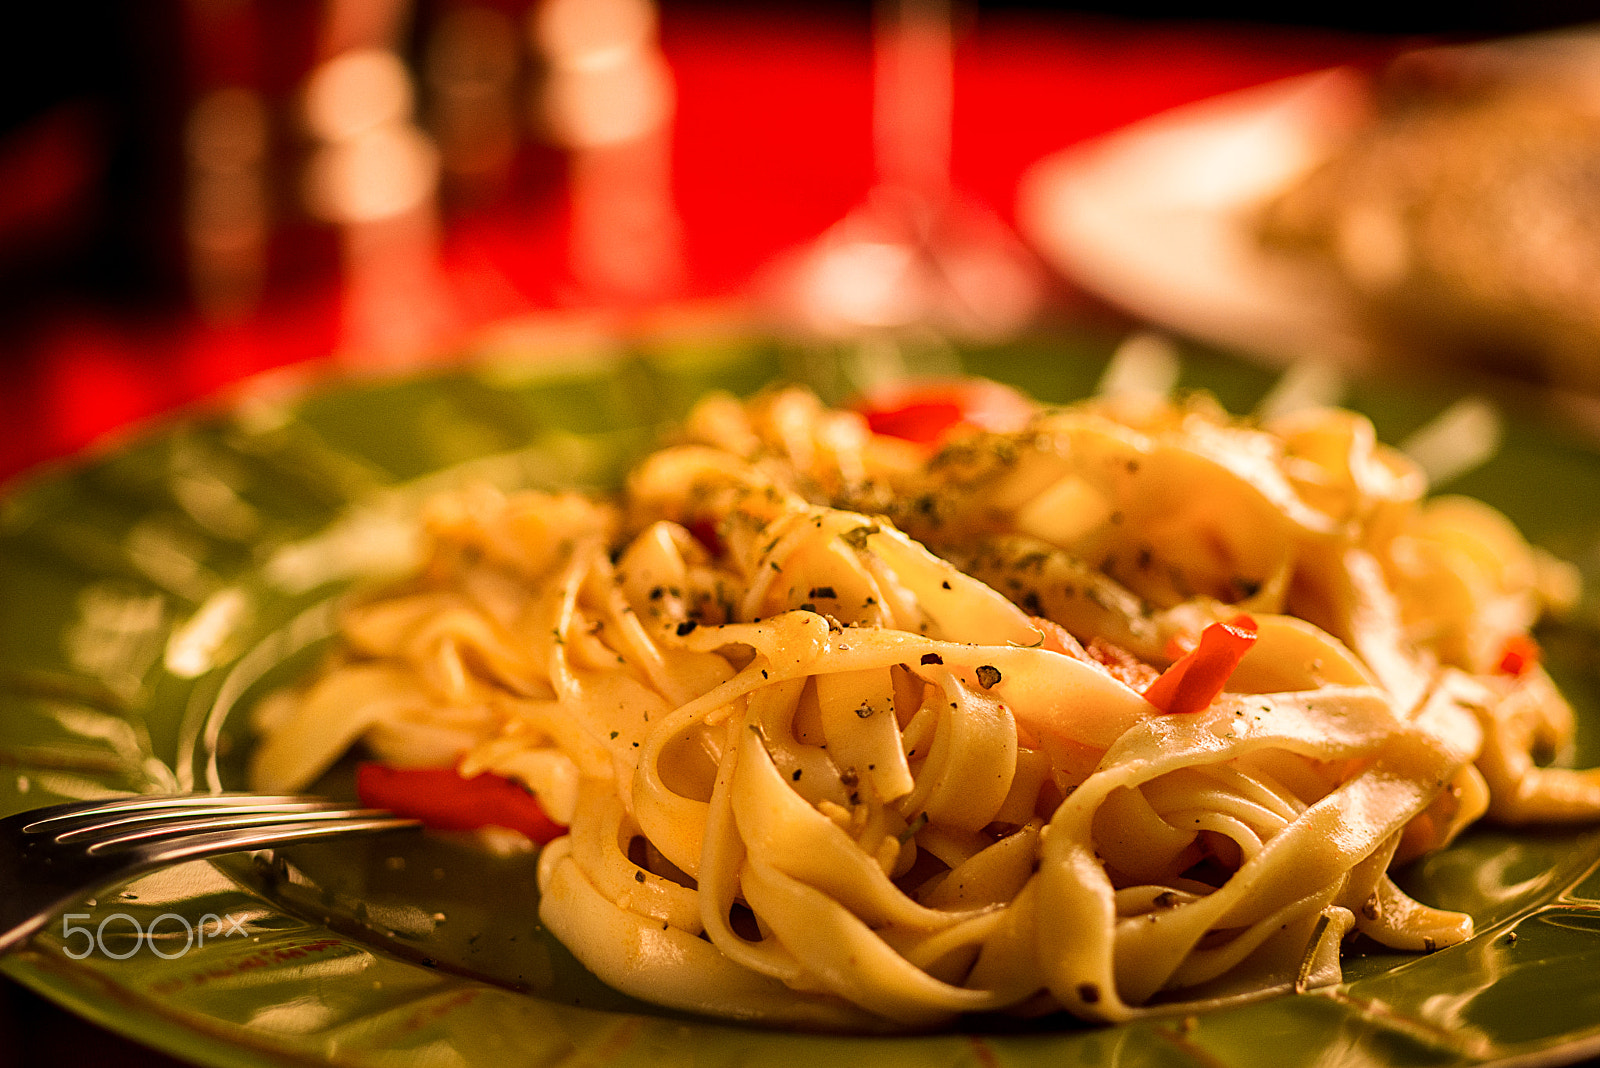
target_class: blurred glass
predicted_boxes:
[301,3,453,366]
[530,0,683,304]
[774,0,1046,342]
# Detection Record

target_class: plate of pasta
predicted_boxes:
[5,326,1600,1068]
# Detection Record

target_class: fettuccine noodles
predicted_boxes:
[251,381,1587,1028]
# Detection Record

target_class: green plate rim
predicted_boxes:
[6,325,1600,1068]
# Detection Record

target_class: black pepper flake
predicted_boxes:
[634,871,646,883]
[808,586,837,600]
[855,703,875,718]
[676,620,698,636]
[650,586,665,600]
[1423,937,1437,952]
[792,769,803,781]
[842,524,878,549]
[941,580,952,590]
[920,653,944,665]
[610,731,619,739]
[800,603,817,613]
[976,665,1002,689]
[1077,982,1101,1004]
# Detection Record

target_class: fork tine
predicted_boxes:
[20,794,330,834]
[81,808,402,852]
[54,801,356,844]
[0,796,422,960]
[126,815,420,867]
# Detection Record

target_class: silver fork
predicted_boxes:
[0,793,420,957]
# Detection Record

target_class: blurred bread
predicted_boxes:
[1258,31,1600,389]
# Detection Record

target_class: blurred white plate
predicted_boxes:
[1018,68,1376,368]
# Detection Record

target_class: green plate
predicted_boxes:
[6,326,1600,1068]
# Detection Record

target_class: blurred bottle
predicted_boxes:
[424,3,525,210]
[178,0,334,324]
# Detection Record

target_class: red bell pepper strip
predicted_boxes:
[855,379,1034,445]
[686,516,723,557]
[356,763,567,844]
[1496,633,1540,678]
[863,398,965,444]
[1142,616,1259,716]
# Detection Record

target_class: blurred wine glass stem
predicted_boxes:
[875,0,952,200]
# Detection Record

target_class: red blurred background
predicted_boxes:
[0,1,1528,486]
